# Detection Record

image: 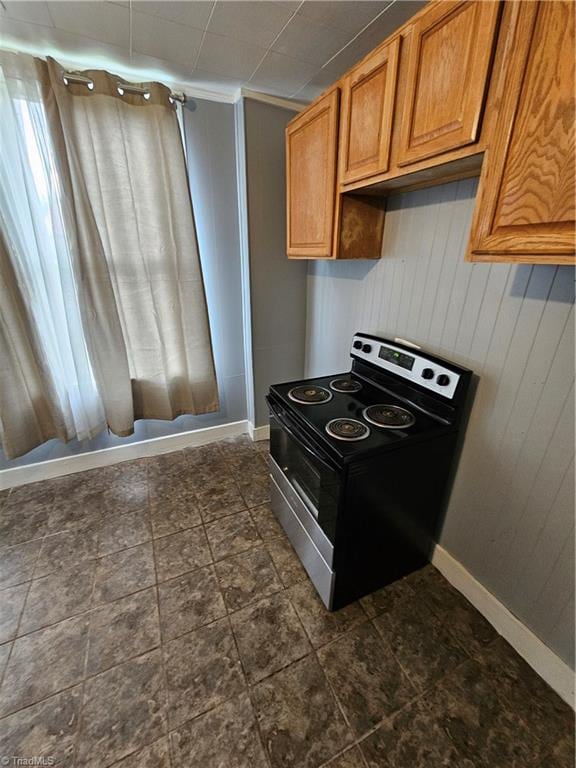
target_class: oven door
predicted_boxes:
[267,395,341,545]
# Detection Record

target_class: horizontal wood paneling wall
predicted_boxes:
[305,178,575,668]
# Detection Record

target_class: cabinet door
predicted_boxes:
[398,0,500,166]
[339,37,400,185]
[286,89,339,258]
[468,1,575,263]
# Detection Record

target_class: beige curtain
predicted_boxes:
[0,50,109,459]
[0,53,218,458]
[46,58,218,427]
[0,231,68,457]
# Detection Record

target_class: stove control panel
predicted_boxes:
[350,336,460,399]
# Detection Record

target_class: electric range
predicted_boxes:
[266,332,473,610]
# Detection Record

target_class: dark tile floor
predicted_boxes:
[0,436,573,768]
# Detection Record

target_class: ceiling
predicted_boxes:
[0,0,425,102]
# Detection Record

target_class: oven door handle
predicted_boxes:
[266,396,336,472]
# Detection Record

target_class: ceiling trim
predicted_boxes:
[239,88,308,112]
[176,84,237,105]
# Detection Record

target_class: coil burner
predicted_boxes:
[288,386,333,405]
[325,418,370,441]
[363,404,416,429]
[329,378,362,393]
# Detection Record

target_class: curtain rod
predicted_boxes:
[63,71,186,104]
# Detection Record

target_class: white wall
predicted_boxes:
[305,178,575,669]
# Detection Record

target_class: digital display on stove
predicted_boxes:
[378,346,415,371]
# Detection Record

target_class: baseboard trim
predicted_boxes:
[248,424,270,442]
[0,420,249,490]
[432,544,575,709]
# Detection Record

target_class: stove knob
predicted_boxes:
[353,340,363,350]
[362,343,372,353]
[437,374,451,386]
[421,368,434,380]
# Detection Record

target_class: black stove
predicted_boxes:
[271,371,448,465]
[266,333,473,611]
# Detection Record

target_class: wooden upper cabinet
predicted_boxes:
[468,1,575,263]
[339,37,400,185]
[286,88,339,258]
[283,0,573,263]
[397,0,500,167]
